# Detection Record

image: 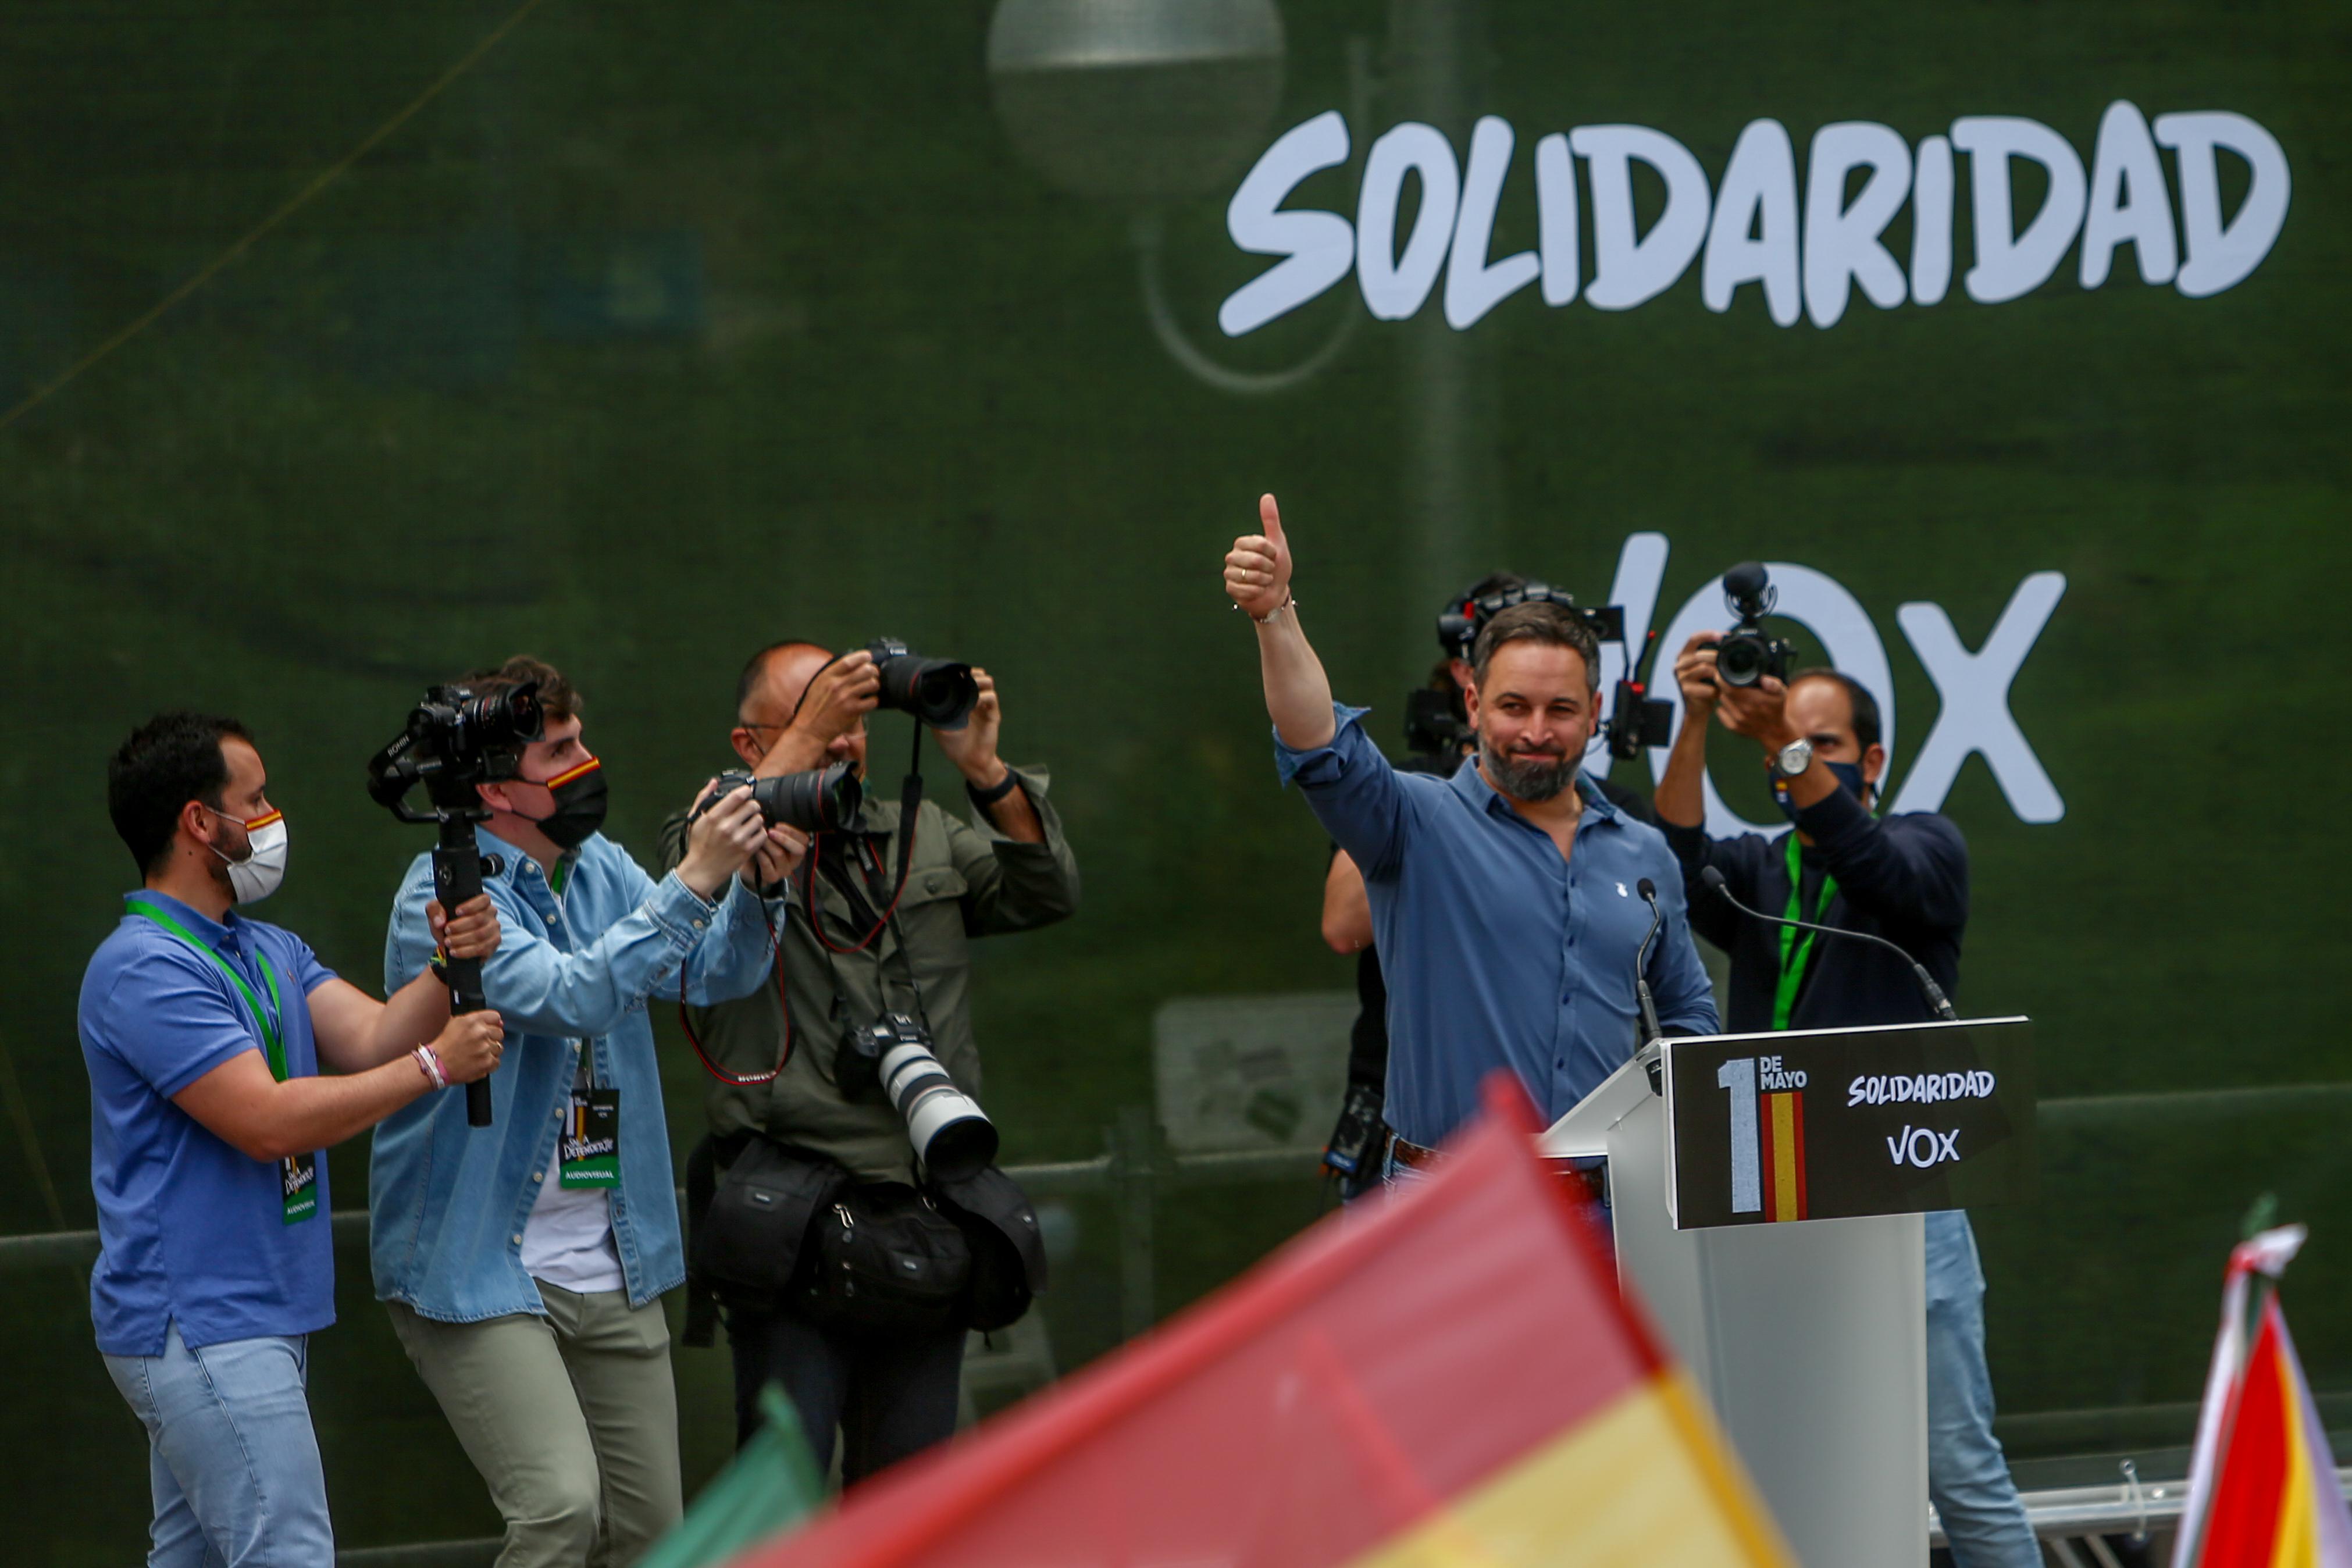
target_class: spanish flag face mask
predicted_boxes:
[204,806,289,904]
[525,756,607,851]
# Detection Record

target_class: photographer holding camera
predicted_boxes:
[665,638,1077,1484]
[1656,589,2037,1568]
[1227,496,1716,1177]
[82,712,505,1566]
[368,657,799,1568]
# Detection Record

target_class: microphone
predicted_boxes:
[1697,865,1959,1022]
[1633,877,1665,1048]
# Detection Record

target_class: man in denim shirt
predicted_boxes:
[1224,497,1716,1170]
[370,657,796,1568]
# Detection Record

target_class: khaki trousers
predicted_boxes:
[389,1285,682,1568]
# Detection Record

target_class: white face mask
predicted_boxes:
[206,807,289,904]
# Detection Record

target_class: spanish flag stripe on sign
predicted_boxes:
[1757,1092,1807,1223]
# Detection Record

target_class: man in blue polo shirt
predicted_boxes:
[81,711,507,1567]
[1223,495,1717,1173]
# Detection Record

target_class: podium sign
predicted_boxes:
[1663,1017,2035,1230]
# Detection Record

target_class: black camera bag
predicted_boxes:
[692,1135,845,1313]
[796,1183,972,1335]
[929,1165,1047,1332]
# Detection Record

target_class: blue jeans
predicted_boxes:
[1926,1210,2039,1568]
[102,1323,334,1568]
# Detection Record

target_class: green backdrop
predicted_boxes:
[3,0,2344,1556]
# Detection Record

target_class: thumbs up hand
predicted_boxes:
[1224,493,1294,621]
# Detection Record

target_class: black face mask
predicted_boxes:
[526,757,607,850]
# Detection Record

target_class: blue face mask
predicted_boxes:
[1770,760,1870,823]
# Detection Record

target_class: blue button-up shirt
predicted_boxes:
[1277,705,1718,1146]
[369,827,775,1323]
[80,892,340,1355]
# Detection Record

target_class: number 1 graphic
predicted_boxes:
[1719,1057,1761,1213]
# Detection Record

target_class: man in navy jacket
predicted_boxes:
[1654,638,2037,1568]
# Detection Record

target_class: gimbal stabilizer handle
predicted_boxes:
[429,815,497,1129]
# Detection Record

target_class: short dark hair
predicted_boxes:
[458,655,579,725]
[1790,668,1880,751]
[734,640,826,724]
[108,712,255,875]
[1470,602,1601,690]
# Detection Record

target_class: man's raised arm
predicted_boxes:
[1225,493,1335,749]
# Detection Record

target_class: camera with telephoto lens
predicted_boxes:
[836,1012,998,1181]
[865,638,979,730]
[1707,561,1795,689]
[366,682,546,818]
[689,762,863,833]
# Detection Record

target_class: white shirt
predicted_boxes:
[519,1097,625,1295]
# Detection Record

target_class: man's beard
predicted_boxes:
[1480,739,1580,803]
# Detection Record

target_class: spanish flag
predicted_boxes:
[2172,1225,2352,1568]
[1757,1089,1808,1222]
[725,1076,1791,1568]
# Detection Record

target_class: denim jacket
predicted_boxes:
[369,826,776,1322]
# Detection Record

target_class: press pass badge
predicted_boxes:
[281,1151,319,1224]
[559,1088,621,1189]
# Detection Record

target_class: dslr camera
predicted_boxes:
[689,762,862,833]
[1706,561,1795,689]
[366,682,546,820]
[838,1013,998,1181]
[865,638,979,730]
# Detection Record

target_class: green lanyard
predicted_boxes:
[1770,835,1839,1031]
[126,899,291,1082]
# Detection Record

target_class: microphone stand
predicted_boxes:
[1698,865,1959,1022]
[1633,881,1666,1049]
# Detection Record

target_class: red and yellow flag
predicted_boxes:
[1757,1089,1808,1222]
[729,1076,1791,1568]
[2172,1225,2352,1568]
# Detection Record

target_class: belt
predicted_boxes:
[1388,1134,1444,1171]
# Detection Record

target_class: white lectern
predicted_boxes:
[1541,1018,2035,1568]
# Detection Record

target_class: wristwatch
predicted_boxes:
[1769,737,1814,781]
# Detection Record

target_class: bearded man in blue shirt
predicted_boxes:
[369,656,797,1568]
[81,711,506,1568]
[1224,496,1717,1175]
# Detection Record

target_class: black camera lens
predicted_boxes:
[750,760,861,832]
[1716,632,1770,687]
[865,639,978,730]
[462,685,543,751]
[699,761,863,832]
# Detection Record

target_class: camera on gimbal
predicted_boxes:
[1704,561,1796,689]
[365,682,546,821]
[837,1013,999,1181]
[364,680,548,1130]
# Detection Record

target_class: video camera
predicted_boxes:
[1704,561,1795,688]
[1430,578,1671,764]
[365,682,547,1131]
[365,682,544,822]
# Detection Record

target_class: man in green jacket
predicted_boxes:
[660,639,1078,1482]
